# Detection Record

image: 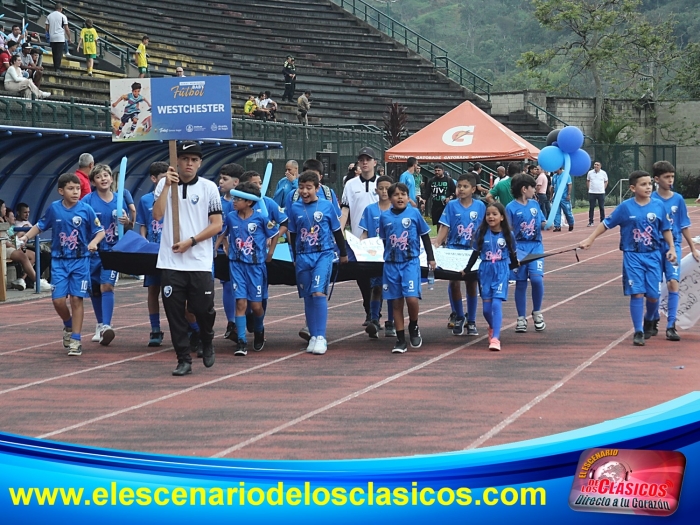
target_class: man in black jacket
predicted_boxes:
[422,164,456,232]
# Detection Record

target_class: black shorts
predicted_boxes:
[121,112,139,125]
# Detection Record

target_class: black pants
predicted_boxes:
[51,41,64,70]
[356,276,372,316]
[431,202,446,231]
[161,269,216,364]
[588,193,605,223]
[283,79,295,101]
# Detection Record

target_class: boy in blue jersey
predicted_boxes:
[82,164,131,346]
[18,173,105,356]
[359,175,394,338]
[224,182,281,356]
[433,173,486,336]
[287,171,348,355]
[112,82,151,139]
[379,182,436,354]
[651,161,700,340]
[580,170,677,346]
[135,161,169,346]
[506,174,548,333]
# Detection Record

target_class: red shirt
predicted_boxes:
[0,51,11,76]
[75,169,92,198]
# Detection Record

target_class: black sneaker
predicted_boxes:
[253,330,265,351]
[466,322,478,336]
[202,342,215,368]
[189,331,202,357]
[651,319,659,337]
[643,319,654,340]
[384,320,396,337]
[447,312,456,329]
[392,340,408,354]
[362,312,372,327]
[568,224,574,231]
[666,324,681,341]
[409,325,422,348]
[234,341,248,356]
[452,317,465,336]
[633,331,645,346]
[172,361,192,376]
[553,227,561,232]
[224,321,238,342]
[365,319,379,339]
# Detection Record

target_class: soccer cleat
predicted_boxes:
[532,311,546,332]
[234,341,248,357]
[99,325,115,346]
[299,325,311,342]
[651,319,659,337]
[643,319,654,340]
[305,336,317,353]
[447,312,457,329]
[666,324,681,341]
[384,320,396,337]
[202,342,215,367]
[466,322,479,336]
[312,336,328,355]
[515,316,528,333]
[568,224,574,232]
[148,331,164,347]
[452,317,465,336]
[362,312,372,327]
[172,361,192,376]
[392,340,408,354]
[365,319,379,339]
[62,327,72,349]
[91,323,104,342]
[409,325,422,348]
[224,321,238,342]
[488,338,501,351]
[67,339,82,356]
[253,330,265,351]
[633,331,646,346]
[189,330,202,357]
[553,227,561,232]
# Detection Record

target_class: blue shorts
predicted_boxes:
[478,261,510,301]
[514,243,544,281]
[383,259,421,300]
[622,251,662,298]
[229,261,266,302]
[51,258,91,299]
[144,274,160,287]
[295,250,335,298]
[662,244,681,283]
[90,255,119,289]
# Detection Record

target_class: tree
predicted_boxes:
[383,102,409,146]
[676,43,700,98]
[519,0,679,136]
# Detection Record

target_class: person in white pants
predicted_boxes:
[3,55,50,99]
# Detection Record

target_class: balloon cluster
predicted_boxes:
[537,126,591,176]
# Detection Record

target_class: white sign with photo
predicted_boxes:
[659,253,700,329]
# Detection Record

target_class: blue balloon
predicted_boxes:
[557,126,585,153]
[537,146,565,172]
[569,148,591,176]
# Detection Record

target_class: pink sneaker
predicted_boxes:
[488,338,501,351]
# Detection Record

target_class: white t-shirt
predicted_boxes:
[341,174,378,239]
[536,173,548,194]
[154,175,222,271]
[46,11,68,43]
[587,169,608,194]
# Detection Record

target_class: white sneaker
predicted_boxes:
[692,235,700,244]
[532,310,546,331]
[11,278,26,291]
[312,336,328,355]
[305,336,317,353]
[100,325,115,346]
[91,323,104,342]
[41,91,51,98]
[40,278,51,292]
[515,316,528,333]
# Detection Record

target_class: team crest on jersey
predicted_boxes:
[232,282,238,291]
[248,223,257,233]
[94,218,101,226]
[646,212,657,223]
[111,209,118,219]
[530,208,538,217]
[72,216,82,227]
[401,218,411,228]
[383,284,389,291]
[313,211,323,222]
[671,205,678,214]
[497,237,507,248]
[190,194,200,205]
[470,211,478,220]
[267,220,276,229]
[163,286,172,298]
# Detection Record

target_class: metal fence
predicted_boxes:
[0,96,111,131]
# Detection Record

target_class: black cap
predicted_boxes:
[357,147,376,159]
[177,141,203,158]
[21,42,31,50]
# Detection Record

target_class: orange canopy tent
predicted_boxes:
[385,101,540,162]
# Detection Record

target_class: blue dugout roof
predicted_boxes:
[0,125,283,222]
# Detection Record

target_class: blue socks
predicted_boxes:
[189,321,199,332]
[222,281,236,322]
[102,290,114,326]
[630,297,644,333]
[645,298,659,322]
[91,296,103,324]
[483,300,492,328]
[71,333,81,341]
[63,318,72,329]
[370,300,381,321]
[447,285,454,313]
[667,292,679,327]
[149,313,160,332]
[387,299,394,321]
[515,281,528,317]
[236,315,247,343]
[467,294,478,323]
[492,299,503,339]
[312,295,328,338]
[530,275,544,312]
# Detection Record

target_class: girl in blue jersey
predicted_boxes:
[506,174,548,334]
[463,202,519,352]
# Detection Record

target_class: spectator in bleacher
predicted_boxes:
[4,54,50,99]
[272,160,299,206]
[0,199,48,292]
[175,67,185,77]
[0,22,6,51]
[75,153,94,198]
[243,94,268,120]
[46,2,70,73]
[135,35,149,78]
[282,56,296,102]
[20,43,43,87]
[259,91,277,122]
[14,203,32,228]
[77,19,99,77]
[7,25,26,47]
[297,90,311,125]
[0,41,15,79]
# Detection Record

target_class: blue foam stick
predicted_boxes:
[116,156,127,238]
[545,152,571,229]
[230,189,268,219]
[260,161,273,198]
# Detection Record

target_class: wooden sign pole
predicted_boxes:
[169,140,180,244]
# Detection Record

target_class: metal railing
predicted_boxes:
[331,0,491,101]
[0,95,111,131]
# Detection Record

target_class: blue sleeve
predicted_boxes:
[330,190,342,218]
[438,201,451,227]
[678,198,691,230]
[505,203,518,234]
[85,204,104,238]
[275,201,288,225]
[416,209,431,236]
[284,190,294,214]
[123,189,134,207]
[378,214,386,240]
[135,198,147,226]
[359,207,370,232]
[287,204,297,233]
[328,202,341,231]
[263,215,279,239]
[272,179,287,206]
[36,205,54,232]
[603,202,624,230]
[660,208,672,232]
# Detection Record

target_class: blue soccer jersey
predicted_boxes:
[285,185,341,218]
[358,202,388,238]
[135,192,164,244]
[379,206,430,263]
[604,198,671,252]
[124,93,145,115]
[477,230,516,300]
[506,199,545,245]
[287,198,342,254]
[225,209,279,264]
[652,191,691,247]
[439,199,486,249]
[37,200,104,259]
[82,192,130,251]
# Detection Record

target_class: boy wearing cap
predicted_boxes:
[153,142,223,376]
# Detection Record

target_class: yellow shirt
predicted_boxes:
[136,43,147,68]
[244,100,256,115]
[80,27,98,55]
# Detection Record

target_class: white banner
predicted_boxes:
[434,246,479,272]
[659,253,700,329]
[345,232,385,262]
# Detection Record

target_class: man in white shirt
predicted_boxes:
[586,161,608,226]
[153,141,223,376]
[45,3,70,72]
